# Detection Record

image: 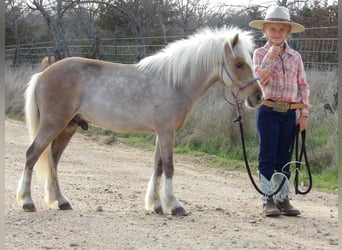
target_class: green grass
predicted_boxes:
[311,167,338,193]
[6,113,25,122]
[118,133,337,194]
[80,126,156,150]
[109,131,336,193]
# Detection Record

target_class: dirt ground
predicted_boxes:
[5,119,338,249]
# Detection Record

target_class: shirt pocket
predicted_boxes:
[285,64,298,79]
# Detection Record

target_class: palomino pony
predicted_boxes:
[17,27,263,216]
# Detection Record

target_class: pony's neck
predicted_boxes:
[182,69,220,104]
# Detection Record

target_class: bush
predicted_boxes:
[305,70,338,172]
[5,64,37,116]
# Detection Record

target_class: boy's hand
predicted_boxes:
[266,46,281,60]
[296,116,308,132]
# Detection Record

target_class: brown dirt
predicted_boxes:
[5,119,338,249]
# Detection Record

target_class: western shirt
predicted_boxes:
[253,41,310,116]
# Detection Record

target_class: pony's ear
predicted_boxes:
[231,34,239,49]
[224,40,233,58]
[224,34,238,57]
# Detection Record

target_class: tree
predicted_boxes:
[295,1,337,38]
[67,5,102,59]
[5,0,32,65]
[27,0,82,60]
[173,0,214,35]
[4,0,338,66]
[96,0,182,60]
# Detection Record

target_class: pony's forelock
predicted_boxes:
[137,27,255,87]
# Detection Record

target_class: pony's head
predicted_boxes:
[220,28,263,108]
[137,27,263,108]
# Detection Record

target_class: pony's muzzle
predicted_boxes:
[256,91,264,102]
[246,91,264,108]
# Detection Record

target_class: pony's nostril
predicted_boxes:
[257,92,263,102]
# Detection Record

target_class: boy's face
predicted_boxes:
[262,23,291,46]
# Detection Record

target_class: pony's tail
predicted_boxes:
[25,73,41,142]
[24,73,53,201]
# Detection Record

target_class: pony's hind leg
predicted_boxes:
[145,137,163,214]
[17,145,38,212]
[17,129,59,212]
[47,121,79,210]
[17,120,77,211]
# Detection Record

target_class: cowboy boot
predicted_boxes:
[259,173,280,217]
[276,198,301,216]
[272,173,301,216]
[264,197,281,217]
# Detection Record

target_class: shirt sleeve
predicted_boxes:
[253,48,276,87]
[296,55,310,117]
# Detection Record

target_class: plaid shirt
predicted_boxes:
[253,41,310,116]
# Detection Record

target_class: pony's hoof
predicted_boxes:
[171,207,188,216]
[23,203,37,212]
[59,202,72,210]
[154,206,163,215]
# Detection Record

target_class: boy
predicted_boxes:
[249,6,310,217]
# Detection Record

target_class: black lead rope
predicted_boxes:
[222,84,312,197]
[236,119,286,198]
[292,125,313,194]
[222,85,286,198]
[236,116,312,197]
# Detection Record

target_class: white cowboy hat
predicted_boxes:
[249,6,305,33]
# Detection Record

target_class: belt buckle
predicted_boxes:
[273,101,289,112]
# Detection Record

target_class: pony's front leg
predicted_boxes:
[146,172,162,214]
[159,134,188,216]
[145,138,163,214]
[163,176,188,216]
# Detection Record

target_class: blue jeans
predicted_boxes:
[256,105,296,181]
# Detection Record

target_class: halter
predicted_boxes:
[220,58,260,98]
[220,57,259,122]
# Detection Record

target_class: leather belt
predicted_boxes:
[263,100,305,112]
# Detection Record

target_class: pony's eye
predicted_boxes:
[236,62,244,68]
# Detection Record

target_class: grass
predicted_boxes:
[104,130,337,194]
[6,112,25,121]
[311,167,338,193]
[79,126,156,150]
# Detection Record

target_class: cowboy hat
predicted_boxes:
[249,6,305,33]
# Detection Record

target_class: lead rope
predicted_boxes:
[221,86,285,198]
[222,84,312,197]
[292,125,312,194]
[237,116,286,197]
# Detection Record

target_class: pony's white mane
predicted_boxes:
[137,27,255,87]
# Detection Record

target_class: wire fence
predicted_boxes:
[5,36,338,71]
